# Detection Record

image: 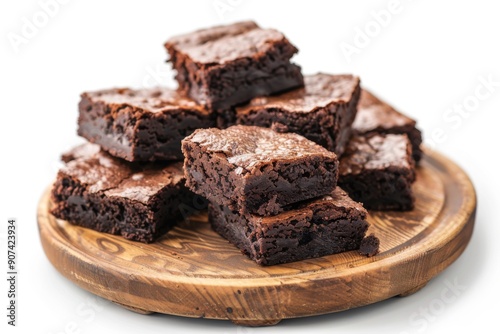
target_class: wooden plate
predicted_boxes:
[37,148,476,326]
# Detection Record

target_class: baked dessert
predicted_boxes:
[209,187,371,265]
[51,144,193,243]
[165,21,304,111]
[339,134,416,211]
[233,73,361,155]
[78,87,215,162]
[353,89,423,162]
[181,125,338,216]
[359,234,380,257]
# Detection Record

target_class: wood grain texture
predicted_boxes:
[37,148,476,326]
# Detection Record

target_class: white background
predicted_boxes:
[1,0,499,333]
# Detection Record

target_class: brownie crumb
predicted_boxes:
[359,234,380,257]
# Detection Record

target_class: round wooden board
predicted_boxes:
[38,148,476,327]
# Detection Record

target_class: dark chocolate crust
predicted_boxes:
[51,144,193,243]
[182,125,339,216]
[232,74,361,156]
[353,89,423,162]
[209,187,369,266]
[78,87,215,162]
[339,134,416,211]
[165,21,304,111]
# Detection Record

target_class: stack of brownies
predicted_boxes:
[51,21,422,265]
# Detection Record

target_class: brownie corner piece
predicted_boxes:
[51,144,192,243]
[77,87,214,162]
[235,73,361,156]
[164,21,304,110]
[208,187,370,266]
[182,125,338,216]
[354,89,423,162]
[339,134,416,211]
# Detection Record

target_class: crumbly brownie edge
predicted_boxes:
[332,83,361,156]
[407,126,423,162]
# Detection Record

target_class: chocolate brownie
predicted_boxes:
[232,74,361,155]
[78,87,215,162]
[339,134,416,211]
[51,144,193,243]
[181,125,338,216]
[209,187,370,265]
[353,89,423,162]
[165,21,304,111]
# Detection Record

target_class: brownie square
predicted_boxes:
[78,87,215,162]
[232,74,361,156]
[164,21,304,111]
[339,134,416,211]
[209,187,370,266]
[181,125,339,216]
[353,89,423,162]
[51,144,194,243]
